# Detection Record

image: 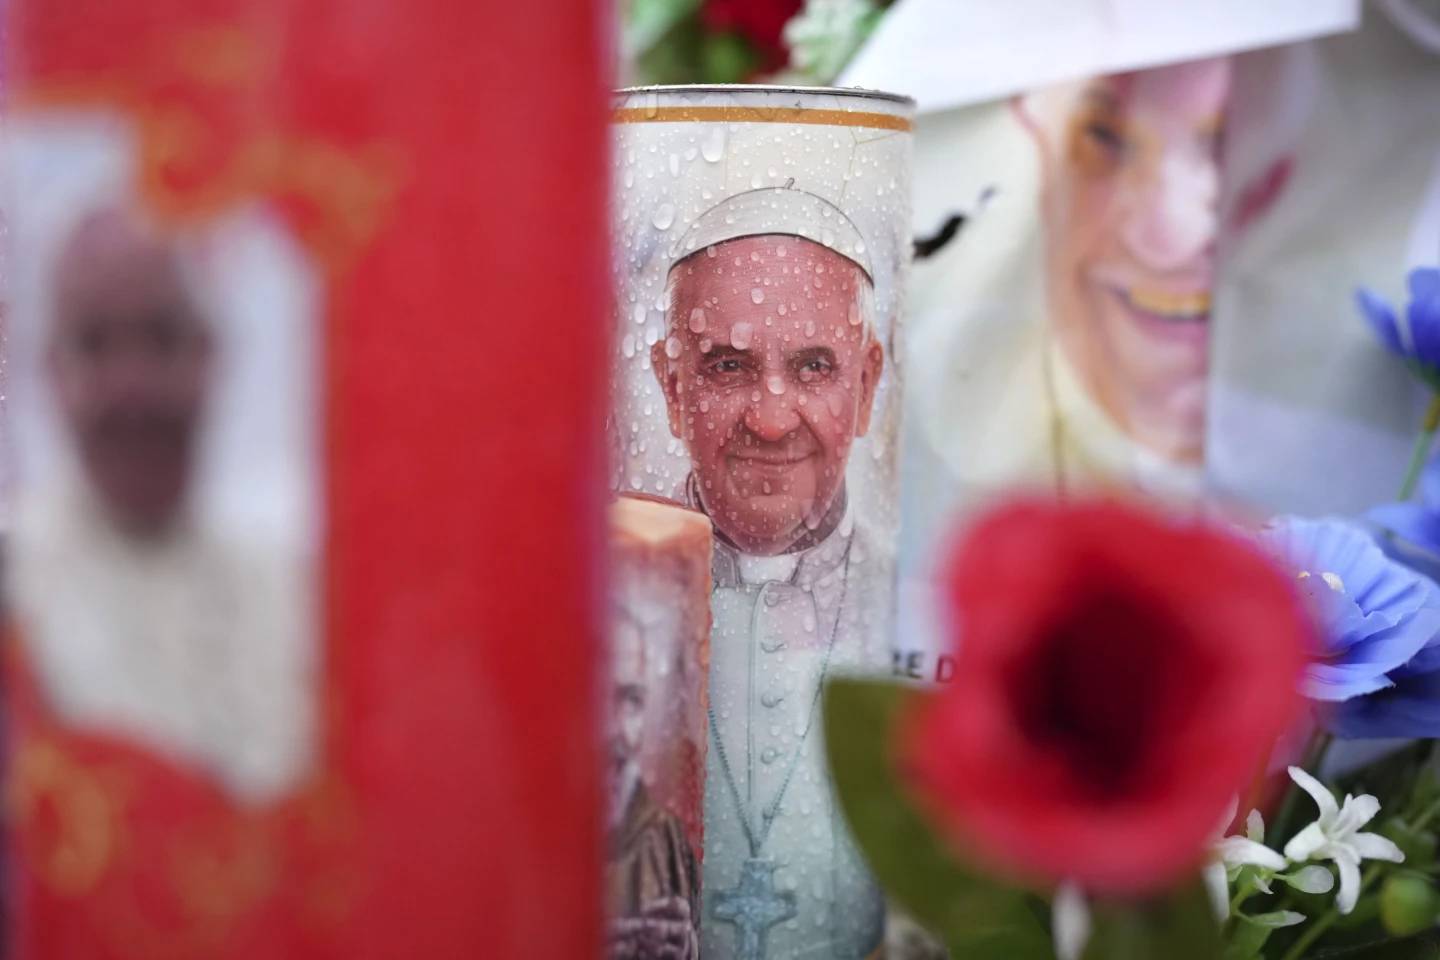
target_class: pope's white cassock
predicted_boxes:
[10,481,316,805]
[689,480,889,960]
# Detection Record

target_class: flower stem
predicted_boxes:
[1277,865,1383,960]
[1398,393,1440,501]
[1410,792,1440,832]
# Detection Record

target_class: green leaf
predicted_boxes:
[1226,905,1312,960]
[823,679,1052,960]
[1081,882,1222,960]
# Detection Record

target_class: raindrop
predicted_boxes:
[632,302,647,326]
[766,374,786,396]
[848,301,862,326]
[665,336,682,359]
[688,307,707,333]
[652,203,676,230]
[621,334,636,358]
[705,245,718,258]
[730,322,753,349]
[778,302,788,316]
[701,126,727,162]
[751,287,765,305]
[668,153,680,177]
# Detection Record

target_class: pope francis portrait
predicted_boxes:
[651,187,890,960]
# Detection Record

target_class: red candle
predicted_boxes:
[5,2,609,958]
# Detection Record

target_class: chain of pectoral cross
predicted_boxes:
[706,543,854,858]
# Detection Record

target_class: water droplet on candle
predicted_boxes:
[702,126,726,162]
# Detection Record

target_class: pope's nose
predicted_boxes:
[1122,149,1219,273]
[742,387,802,442]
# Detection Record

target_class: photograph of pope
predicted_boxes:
[651,187,888,960]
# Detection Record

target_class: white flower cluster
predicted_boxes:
[1053,767,1405,960]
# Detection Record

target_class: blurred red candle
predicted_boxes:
[4,2,609,958]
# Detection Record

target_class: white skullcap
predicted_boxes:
[667,186,874,282]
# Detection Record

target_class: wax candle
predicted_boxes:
[4,2,610,957]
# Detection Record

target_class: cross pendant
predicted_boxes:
[711,857,797,960]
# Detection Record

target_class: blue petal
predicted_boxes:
[1408,291,1440,370]
[1353,290,1399,358]
[1266,517,1429,620]
[1408,267,1440,303]
[1305,665,1393,701]
[1397,637,1440,677]
[1368,502,1440,559]
[1328,668,1440,739]
[1336,605,1440,677]
[1423,457,1440,512]
[1358,287,1404,356]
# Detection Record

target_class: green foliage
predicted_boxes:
[823,679,1051,960]
[1380,873,1440,938]
[823,679,1223,960]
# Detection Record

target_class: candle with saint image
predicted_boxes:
[611,86,913,960]
[4,2,609,957]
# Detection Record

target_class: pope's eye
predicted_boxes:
[1084,121,1124,152]
[796,358,833,382]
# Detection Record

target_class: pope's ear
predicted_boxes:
[651,339,684,440]
[854,338,883,438]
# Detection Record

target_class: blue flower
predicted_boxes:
[1357,267,1440,388]
[1369,454,1440,560]
[1260,516,1440,737]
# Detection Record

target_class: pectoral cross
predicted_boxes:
[711,857,797,960]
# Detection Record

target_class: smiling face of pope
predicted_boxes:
[652,233,883,558]
[1021,57,1231,464]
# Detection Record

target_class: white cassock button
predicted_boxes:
[761,747,782,765]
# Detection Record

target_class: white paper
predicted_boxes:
[840,0,1361,113]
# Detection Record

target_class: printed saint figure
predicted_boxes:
[651,187,889,960]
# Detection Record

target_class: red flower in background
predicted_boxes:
[903,499,1310,895]
[701,0,804,71]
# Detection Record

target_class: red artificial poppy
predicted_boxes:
[902,498,1311,895]
[700,0,804,71]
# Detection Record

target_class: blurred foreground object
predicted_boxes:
[3,0,610,957]
[606,496,712,960]
[825,497,1312,959]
